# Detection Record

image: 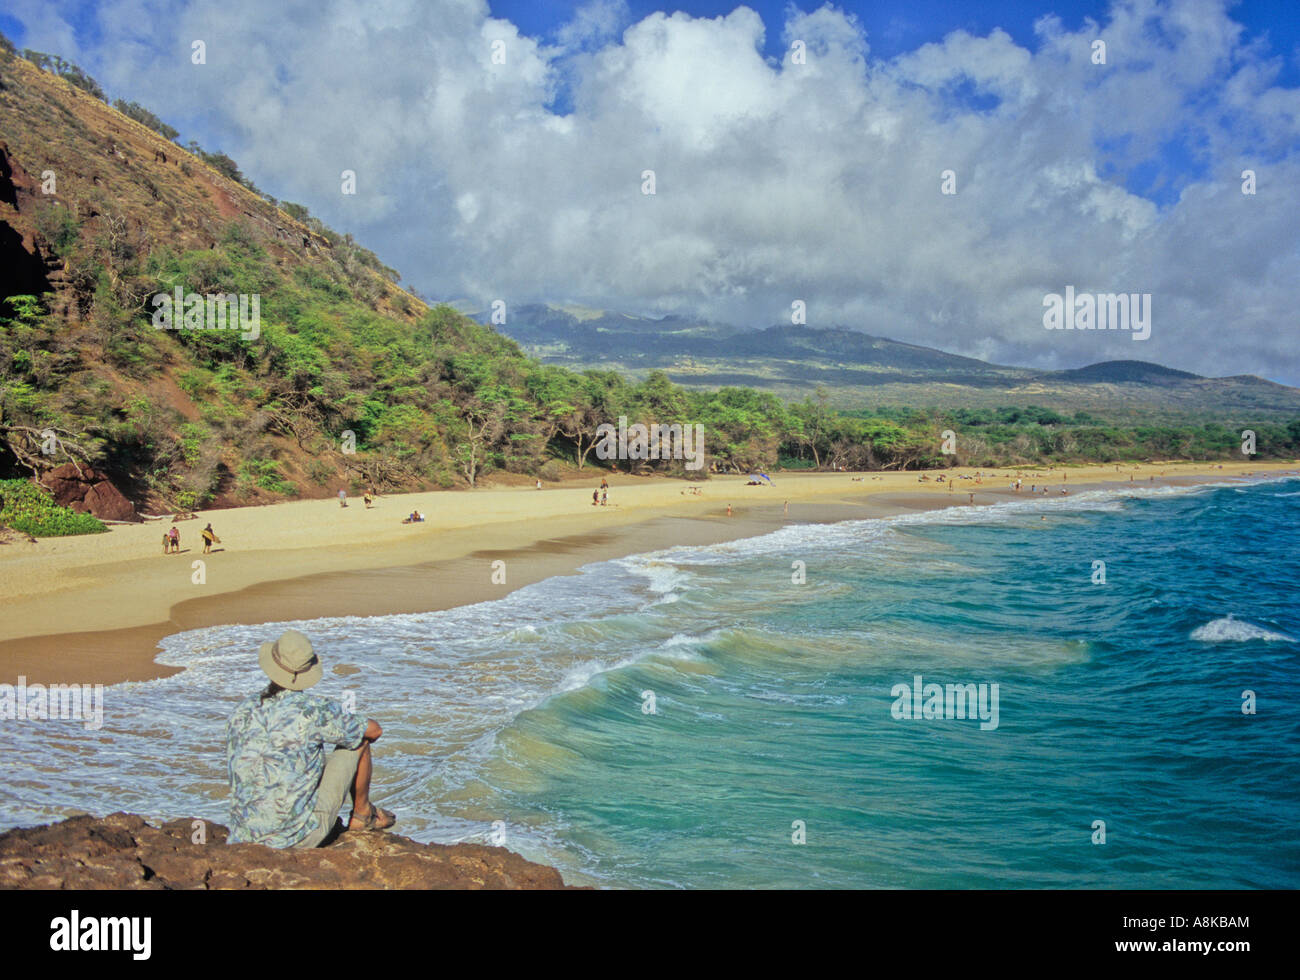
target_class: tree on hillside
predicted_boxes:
[113,99,179,140]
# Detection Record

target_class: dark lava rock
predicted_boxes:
[39,464,138,522]
[0,812,573,890]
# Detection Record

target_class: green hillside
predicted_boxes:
[1,36,1298,519]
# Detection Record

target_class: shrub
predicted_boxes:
[0,479,108,536]
[34,203,81,257]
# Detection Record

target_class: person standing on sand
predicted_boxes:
[363,490,373,509]
[784,500,789,517]
[592,489,599,506]
[169,526,180,553]
[338,489,348,508]
[201,523,218,553]
[726,504,733,517]
[601,488,608,506]
[226,629,395,848]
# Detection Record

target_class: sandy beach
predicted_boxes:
[1,460,1293,686]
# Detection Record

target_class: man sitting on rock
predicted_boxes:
[225,629,396,848]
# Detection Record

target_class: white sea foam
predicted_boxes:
[1190,615,1293,643]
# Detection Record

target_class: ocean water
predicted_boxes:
[2,478,1298,888]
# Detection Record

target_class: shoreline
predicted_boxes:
[2,462,1294,686]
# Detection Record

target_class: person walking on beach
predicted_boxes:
[363,489,373,509]
[201,523,218,553]
[226,629,396,848]
[601,488,608,506]
[592,489,599,506]
[338,488,348,508]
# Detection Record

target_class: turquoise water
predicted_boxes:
[470,479,1300,888]
[3,478,1297,887]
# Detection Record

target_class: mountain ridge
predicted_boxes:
[477,303,1298,417]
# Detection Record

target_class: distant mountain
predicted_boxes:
[1054,360,1200,384]
[479,305,1300,420]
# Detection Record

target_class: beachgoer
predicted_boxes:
[600,477,608,491]
[363,491,373,509]
[601,488,608,506]
[226,629,395,848]
[162,532,171,555]
[201,523,218,553]
[726,504,733,517]
[338,489,347,508]
[169,527,180,553]
[535,479,542,490]
[592,489,599,507]
[784,500,789,516]
[968,493,974,504]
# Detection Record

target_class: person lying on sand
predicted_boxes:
[226,629,395,848]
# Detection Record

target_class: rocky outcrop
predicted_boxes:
[40,464,138,522]
[0,813,573,889]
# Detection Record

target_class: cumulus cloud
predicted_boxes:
[9,0,1300,382]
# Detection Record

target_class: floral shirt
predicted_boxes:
[225,690,366,848]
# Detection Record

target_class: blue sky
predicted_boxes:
[490,0,1297,67]
[3,1,1299,382]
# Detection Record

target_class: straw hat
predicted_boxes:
[258,629,322,691]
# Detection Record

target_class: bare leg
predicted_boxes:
[347,741,373,826]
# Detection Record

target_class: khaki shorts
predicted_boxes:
[295,745,363,848]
